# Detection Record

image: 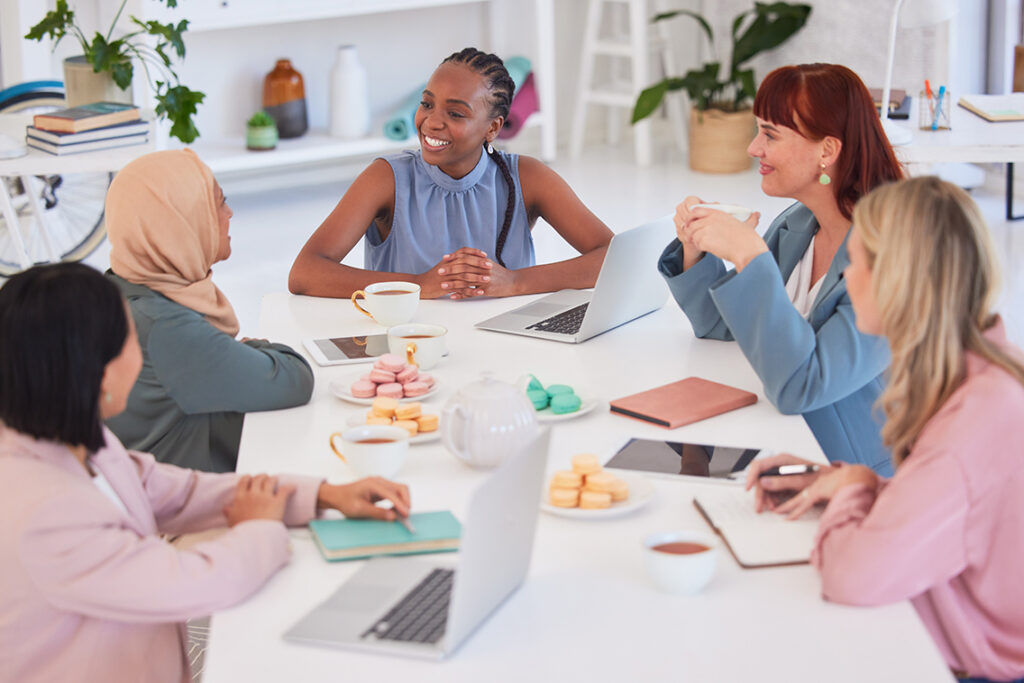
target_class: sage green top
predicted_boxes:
[105,273,314,472]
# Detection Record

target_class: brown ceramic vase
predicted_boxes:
[263,59,308,138]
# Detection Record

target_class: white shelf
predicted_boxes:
[183,113,545,176]
[132,0,488,33]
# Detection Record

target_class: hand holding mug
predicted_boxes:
[681,204,765,272]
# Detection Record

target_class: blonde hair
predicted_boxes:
[853,176,1024,464]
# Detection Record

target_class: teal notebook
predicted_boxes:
[308,511,461,562]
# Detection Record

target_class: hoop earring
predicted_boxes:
[486,141,495,155]
[818,163,831,186]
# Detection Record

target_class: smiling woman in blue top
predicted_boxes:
[289,48,613,300]
[658,64,904,475]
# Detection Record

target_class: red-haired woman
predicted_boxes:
[657,64,903,475]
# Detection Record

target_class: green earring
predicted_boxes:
[819,163,831,186]
[104,392,112,403]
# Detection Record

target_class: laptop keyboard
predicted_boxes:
[360,568,454,644]
[526,302,589,335]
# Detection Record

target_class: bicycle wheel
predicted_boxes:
[0,81,112,276]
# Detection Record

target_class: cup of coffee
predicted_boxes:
[387,323,448,370]
[351,281,420,327]
[692,203,753,222]
[328,425,409,478]
[642,530,718,595]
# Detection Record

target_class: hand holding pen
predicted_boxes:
[744,454,829,514]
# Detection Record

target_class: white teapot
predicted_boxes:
[441,373,539,469]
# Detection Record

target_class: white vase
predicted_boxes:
[329,45,370,139]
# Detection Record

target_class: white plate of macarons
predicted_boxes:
[329,369,439,405]
[344,403,442,445]
[541,468,656,520]
[534,395,603,423]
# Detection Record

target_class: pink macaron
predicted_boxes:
[375,353,407,373]
[403,381,430,397]
[417,373,434,388]
[368,368,397,383]
[396,365,419,384]
[376,382,404,399]
[350,379,377,398]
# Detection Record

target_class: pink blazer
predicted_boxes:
[0,426,321,683]
[812,321,1024,681]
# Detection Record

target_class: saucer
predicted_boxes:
[329,371,439,405]
[541,473,656,519]
[344,405,442,445]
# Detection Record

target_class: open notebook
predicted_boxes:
[692,485,821,568]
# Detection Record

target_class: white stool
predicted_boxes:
[570,0,687,166]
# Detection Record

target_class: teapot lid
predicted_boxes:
[458,371,521,400]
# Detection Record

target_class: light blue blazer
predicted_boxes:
[657,202,893,476]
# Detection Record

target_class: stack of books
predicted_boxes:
[26,102,149,156]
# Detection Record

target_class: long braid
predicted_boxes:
[442,48,517,267]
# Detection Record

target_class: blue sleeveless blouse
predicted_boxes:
[364,149,535,274]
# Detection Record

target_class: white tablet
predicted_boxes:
[302,334,390,366]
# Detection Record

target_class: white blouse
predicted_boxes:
[92,470,129,516]
[785,235,826,319]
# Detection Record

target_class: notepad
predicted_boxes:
[692,485,820,568]
[957,94,1024,122]
[609,377,758,429]
[309,511,461,562]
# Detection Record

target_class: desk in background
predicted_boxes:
[201,293,953,682]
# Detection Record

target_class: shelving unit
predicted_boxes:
[110,0,557,176]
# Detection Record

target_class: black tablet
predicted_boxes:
[604,438,764,480]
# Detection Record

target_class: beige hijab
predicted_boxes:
[106,149,239,336]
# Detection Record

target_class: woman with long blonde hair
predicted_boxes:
[746,177,1024,683]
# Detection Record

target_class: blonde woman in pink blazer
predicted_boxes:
[0,263,411,683]
[747,177,1024,683]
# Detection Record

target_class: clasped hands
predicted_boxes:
[675,196,766,272]
[417,247,518,300]
[744,453,880,520]
[223,473,411,527]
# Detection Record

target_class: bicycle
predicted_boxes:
[0,80,112,276]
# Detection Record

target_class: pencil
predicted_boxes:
[398,515,416,535]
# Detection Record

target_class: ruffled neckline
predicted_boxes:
[419,148,491,193]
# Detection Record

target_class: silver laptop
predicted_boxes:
[283,429,550,660]
[474,216,673,343]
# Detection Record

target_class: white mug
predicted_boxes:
[692,203,753,222]
[328,424,409,478]
[387,323,447,370]
[351,281,420,327]
[642,530,718,595]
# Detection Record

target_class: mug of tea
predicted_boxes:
[328,425,410,478]
[692,203,753,222]
[351,281,420,327]
[642,530,718,595]
[387,323,447,370]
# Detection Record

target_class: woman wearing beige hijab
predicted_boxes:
[104,149,313,472]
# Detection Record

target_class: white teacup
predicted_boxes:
[329,425,409,478]
[642,530,718,595]
[387,323,447,370]
[351,281,420,327]
[692,203,753,222]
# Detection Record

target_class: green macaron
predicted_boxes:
[549,392,581,415]
[526,388,550,410]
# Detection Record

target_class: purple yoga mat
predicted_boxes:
[498,72,538,140]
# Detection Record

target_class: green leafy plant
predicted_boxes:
[247,111,276,128]
[632,1,811,123]
[25,0,206,143]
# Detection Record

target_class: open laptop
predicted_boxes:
[474,216,673,343]
[283,429,550,660]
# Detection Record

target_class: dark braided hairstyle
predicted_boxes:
[442,48,517,267]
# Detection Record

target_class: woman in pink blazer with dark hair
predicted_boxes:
[0,263,411,683]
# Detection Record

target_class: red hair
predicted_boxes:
[753,64,904,220]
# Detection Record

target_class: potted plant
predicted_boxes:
[246,111,278,151]
[25,0,206,144]
[632,2,812,173]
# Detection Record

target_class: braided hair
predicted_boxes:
[442,48,517,267]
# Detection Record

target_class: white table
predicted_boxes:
[203,292,953,682]
[896,96,1024,220]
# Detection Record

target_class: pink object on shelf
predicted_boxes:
[498,72,538,140]
[350,380,377,398]
[403,381,429,397]
[376,382,404,398]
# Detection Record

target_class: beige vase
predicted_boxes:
[688,107,756,174]
[63,56,134,108]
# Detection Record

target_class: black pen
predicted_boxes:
[758,464,820,478]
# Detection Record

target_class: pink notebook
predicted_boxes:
[610,377,758,429]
